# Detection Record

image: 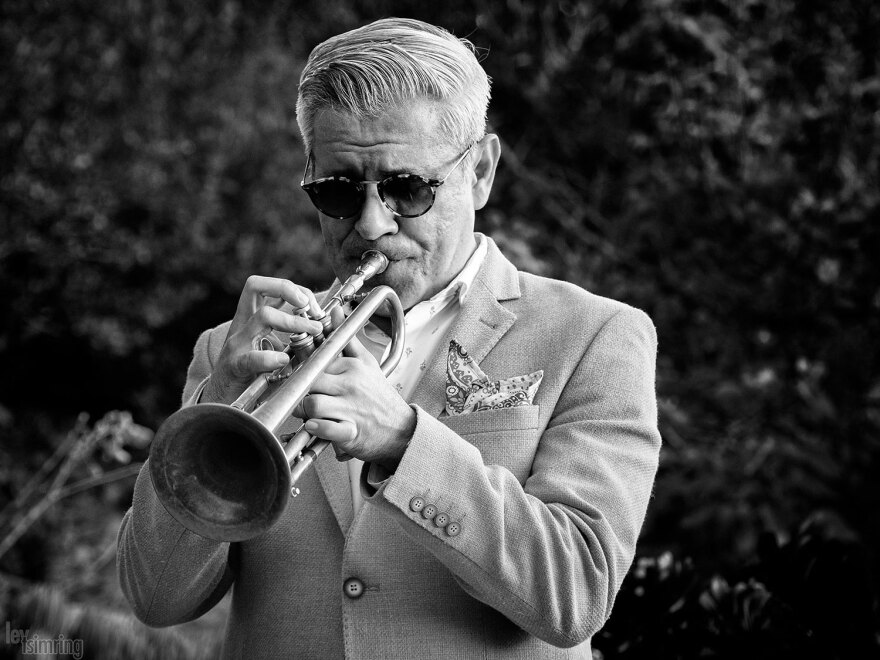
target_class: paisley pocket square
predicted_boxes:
[445,340,543,416]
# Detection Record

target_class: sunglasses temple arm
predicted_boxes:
[300,153,313,186]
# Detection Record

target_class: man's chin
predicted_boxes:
[371,278,415,311]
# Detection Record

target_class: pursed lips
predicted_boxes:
[342,253,411,288]
[347,248,412,264]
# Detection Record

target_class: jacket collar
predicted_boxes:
[473,232,522,302]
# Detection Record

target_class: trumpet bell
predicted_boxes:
[149,403,292,541]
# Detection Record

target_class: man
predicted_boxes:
[118,17,661,659]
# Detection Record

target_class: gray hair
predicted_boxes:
[296,18,491,154]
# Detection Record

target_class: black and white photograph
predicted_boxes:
[1,1,878,658]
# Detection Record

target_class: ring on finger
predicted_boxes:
[252,336,274,351]
[298,393,312,419]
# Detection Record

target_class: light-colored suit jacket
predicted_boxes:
[117,235,661,659]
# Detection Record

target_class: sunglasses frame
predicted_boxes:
[300,143,476,220]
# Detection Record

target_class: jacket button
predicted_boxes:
[434,512,450,528]
[409,496,425,513]
[445,521,462,537]
[343,578,364,599]
[421,504,437,520]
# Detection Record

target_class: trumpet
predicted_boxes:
[149,251,405,541]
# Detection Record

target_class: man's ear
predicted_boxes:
[471,134,501,211]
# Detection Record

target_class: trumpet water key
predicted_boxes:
[149,251,405,542]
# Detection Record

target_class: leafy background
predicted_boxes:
[1,0,878,658]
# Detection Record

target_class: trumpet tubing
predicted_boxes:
[149,251,405,541]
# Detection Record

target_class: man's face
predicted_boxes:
[309,99,480,311]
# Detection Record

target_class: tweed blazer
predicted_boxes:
[117,235,661,659]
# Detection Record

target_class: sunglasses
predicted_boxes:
[300,144,475,220]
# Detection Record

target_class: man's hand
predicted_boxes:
[297,315,416,471]
[203,276,324,404]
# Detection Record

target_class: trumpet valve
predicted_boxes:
[312,314,333,346]
[288,332,316,363]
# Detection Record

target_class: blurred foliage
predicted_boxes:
[596,511,878,659]
[1,0,879,656]
[0,411,149,570]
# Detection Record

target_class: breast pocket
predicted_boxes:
[440,405,542,485]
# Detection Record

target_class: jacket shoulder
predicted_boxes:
[515,271,653,332]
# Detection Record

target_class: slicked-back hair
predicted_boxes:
[296,18,491,155]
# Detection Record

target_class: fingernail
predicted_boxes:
[304,420,318,432]
[276,355,290,367]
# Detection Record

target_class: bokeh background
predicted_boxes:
[2,0,879,658]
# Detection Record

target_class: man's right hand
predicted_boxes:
[202,276,324,404]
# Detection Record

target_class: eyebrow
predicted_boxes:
[310,165,357,181]
[377,166,416,178]
[321,166,426,181]
[309,151,437,180]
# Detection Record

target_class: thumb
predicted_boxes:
[329,306,346,330]
[341,332,371,361]
[330,304,372,362]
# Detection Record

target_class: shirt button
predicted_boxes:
[445,521,462,537]
[343,578,364,599]
[434,512,450,528]
[421,504,438,520]
[409,496,425,513]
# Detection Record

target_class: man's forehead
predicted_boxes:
[311,101,451,157]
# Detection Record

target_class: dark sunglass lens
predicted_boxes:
[309,180,362,218]
[381,176,433,217]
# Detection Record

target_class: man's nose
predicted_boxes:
[355,183,398,241]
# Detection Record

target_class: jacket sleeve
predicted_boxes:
[364,306,661,647]
[116,325,235,627]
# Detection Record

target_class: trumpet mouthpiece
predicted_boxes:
[358,250,389,277]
